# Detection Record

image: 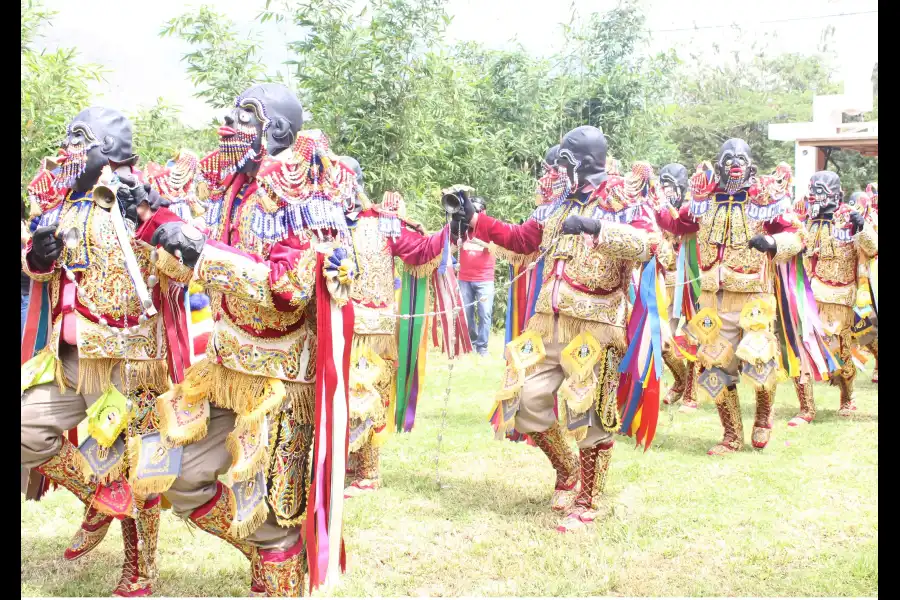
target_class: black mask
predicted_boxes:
[808,171,842,220]
[846,191,867,209]
[556,126,608,193]
[543,144,560,169]
[715,138,754,194]
[57,107,136,193]
[219,83,304,175]
[659,163,688,209]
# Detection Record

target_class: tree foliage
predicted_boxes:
[161,6,270,110]
[130,99,219,166]
[21,0,105,202]
[22,0,877,328]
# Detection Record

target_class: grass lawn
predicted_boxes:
[21,333,877,597]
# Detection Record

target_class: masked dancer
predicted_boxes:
[452,126,666,532]
[21,107,172,596]
[337,155,449,497]
[788,172,877,426]
[655,139,802,455]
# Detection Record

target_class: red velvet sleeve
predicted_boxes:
[763,213,799,235]
[195,234,317,313]
[388,224,449,265]
[134,207,186,244]
[655,205,699,236]
[471,214,543,255]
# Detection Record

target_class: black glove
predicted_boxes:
[151,222,206,268]
[748,234,777,253]
[848,212,865,235]
[561,215,602,236]
[117,174,172,224]
[28,226,63,271]
[449,193,476,239]
[116,173,148,224]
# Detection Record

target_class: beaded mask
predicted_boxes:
[807,170,842,220]
[715,138,754,195]
[55,121,101,190]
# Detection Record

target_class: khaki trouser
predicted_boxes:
[163,406,301,552]
[516,333,615,450]
[705,293,744,377]
[21,344,112,469]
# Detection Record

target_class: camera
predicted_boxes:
[441,190,465,215]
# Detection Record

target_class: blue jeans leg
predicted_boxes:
[471,280,494,354]
[21,293,29,341]
[458,280,478,344]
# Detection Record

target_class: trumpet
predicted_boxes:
[92,165,134,209]
[441,191,464,215]
[440,184,474,216]
[42,156,60,171]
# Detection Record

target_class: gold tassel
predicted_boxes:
[155,385,210,447]
[72,444,126,486]
[225,427,270,484]
[698,291,772,315]
[75,358,168,395]
[229,499,269,540]
[194,362,270,416]
[76,358,116,395]
[699,291,717,311]
[234,379,287,428]
[156,249,194,284]
[404,254,442,279]
[352,334,398,362]
[526,314,626,353]
[55,353,70,395]
[287,383,316,424]
[494,247,540,268]
[121,359,170,393]
[721,291,762,314]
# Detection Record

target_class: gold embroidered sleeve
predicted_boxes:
[21,248,55,282]
[154,249,196,284]
[195,243,276,308]
[771,231,804,264]
[855,223,878,258]
[270,249,316,309]
[593,222,651,262]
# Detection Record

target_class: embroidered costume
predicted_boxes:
[656,140,803,455]
[136,85,355,596]
[788,173,878,425]
[21,107,168,596]
[655,163,699,410]
[466,127,663,532]
[340,171,448,495]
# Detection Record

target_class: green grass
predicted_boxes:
[21,334,878,597]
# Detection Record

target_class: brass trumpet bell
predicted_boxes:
[440,184,474,216]
[441,191,463,215]
[92,182,119,209]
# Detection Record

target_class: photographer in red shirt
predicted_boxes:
[458,196,496,357]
